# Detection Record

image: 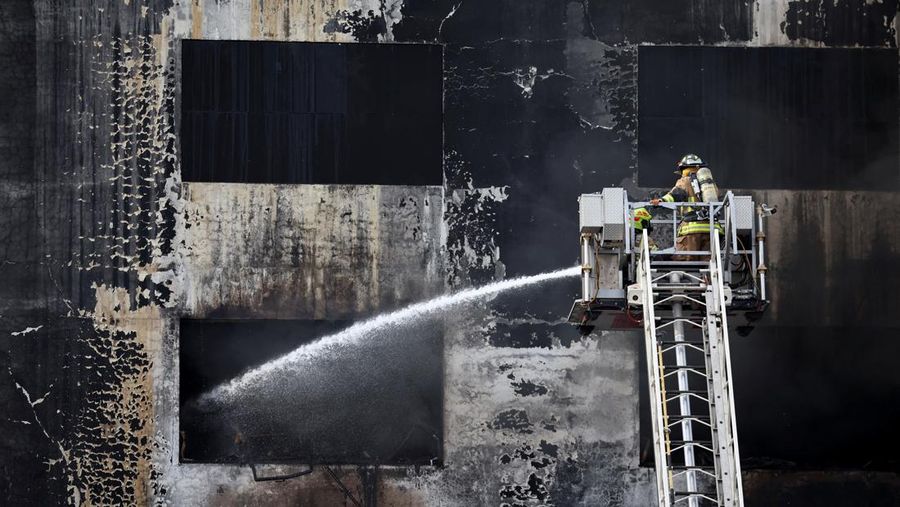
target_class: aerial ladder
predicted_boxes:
[567,188,774,506]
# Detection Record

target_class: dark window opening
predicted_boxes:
[181,40,443,185]
[638,46,899,191]
[179,319,444,465]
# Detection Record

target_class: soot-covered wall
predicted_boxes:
[3,1,900,506]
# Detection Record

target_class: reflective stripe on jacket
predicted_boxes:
[661,172,723,236]
[678,221,724,236]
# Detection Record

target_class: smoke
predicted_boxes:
[196,266,580,406]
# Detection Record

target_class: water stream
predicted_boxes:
[198,265,580,405]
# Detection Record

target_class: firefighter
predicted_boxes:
[632,207,657,252]
[650,154,722,260]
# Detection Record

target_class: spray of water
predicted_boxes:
[198,265,579,405]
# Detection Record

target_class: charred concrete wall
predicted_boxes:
[1,1,900,506]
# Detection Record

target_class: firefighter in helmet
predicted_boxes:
[650,154,722,259]
[632,207,657,252]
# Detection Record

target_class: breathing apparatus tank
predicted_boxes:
[696,167,719,203]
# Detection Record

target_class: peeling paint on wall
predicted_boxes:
[443,150,508,286]
[753,0,793,45]
[173,0,405,42]
[72,33,181,301]
[181,183,444,319]
[73,284,160,505]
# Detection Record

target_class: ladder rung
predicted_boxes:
[669,465,716,471]
[654,309,705,315]
[662,349,707,358]
[655,309,708,315]
[670,442,716,454]
[671,468,719,480]
[665,389,708,395]
[667,440,713,446]
[658,341,706,346]
[672,492,719,504]
[663,365,707,370]
[667,415,710,421]
[667,418,712,429]
[655,320,705,324]
[660,343,706,352]
[655,311,707,317]
[672,490,716,502]
[656,319,706,332]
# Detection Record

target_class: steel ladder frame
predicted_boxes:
[639,229,744,507]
